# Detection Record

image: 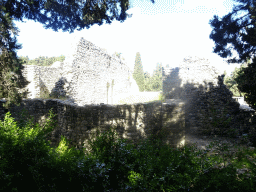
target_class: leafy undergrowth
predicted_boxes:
[0,109,256,192]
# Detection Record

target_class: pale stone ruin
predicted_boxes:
[19,37,139,106]
[162,55,256,140]
[3,48,256,151]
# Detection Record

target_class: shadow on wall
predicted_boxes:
[0,97,186,154]
[2,66,255,153]
[38,76,75,103]
[91,100,186,152]
[162,67,183,99]
[49,77,70,100]
[39,79,51,99]
[162,66,256,142]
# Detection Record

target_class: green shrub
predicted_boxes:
[0,109,87,191]
[1,107,256,191]
[158,92,165,102]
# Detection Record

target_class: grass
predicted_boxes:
[1,94,256,191]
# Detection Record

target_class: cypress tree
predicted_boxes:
[133,52,145,92]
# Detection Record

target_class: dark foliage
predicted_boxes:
[0,6,30,109]
[1,0,156,33]
[18,55,65,66]
[209,0,256,111]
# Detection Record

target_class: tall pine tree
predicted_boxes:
[133,52,145,92]
[0,8,30,109]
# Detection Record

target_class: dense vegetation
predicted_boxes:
[223,58,251,97]
[1,105,256,191]
[1,0,256,190]
[1,0,154,109]
[209,0,256,109]
[0,6,30,109]
[18,55,65,67]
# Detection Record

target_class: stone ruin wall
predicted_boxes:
[162,56,221,100]
[20,37,137,106]
[0,99,185,153]
[20,65,64,99]
[68,37,133,105]
[162,56,256,139]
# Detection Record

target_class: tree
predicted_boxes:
[0,0,156,108]
[223,68,245,97]
[209,0,256,64]
[18,55,66,66]
[1,0,155,33]
[133,52,145,92]
[150,62,163,91]
[234,57,256,108]
[209,0,256,109]
[0,10,30,109]
[141,62,163,92]
[144,71,153,91]
[18,55,29,65]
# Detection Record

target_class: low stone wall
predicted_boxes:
[0,99,185,153]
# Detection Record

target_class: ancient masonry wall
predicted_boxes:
[162,56,256,138]
[0,99,185,153]
[21,65,64,99]
[162,56,221,100]
[20,37,137,106]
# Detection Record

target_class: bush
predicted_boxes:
[0,109,86,191]
[1,108,256,191]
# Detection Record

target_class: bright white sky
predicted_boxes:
[13,0,248,76]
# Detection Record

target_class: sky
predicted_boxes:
[13,0,249,76]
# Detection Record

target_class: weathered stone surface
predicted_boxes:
[50,61,63,68]
[0,99,185,152]
[129,76,140,93]
[19,37,139,105]
[162,55,256,140]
